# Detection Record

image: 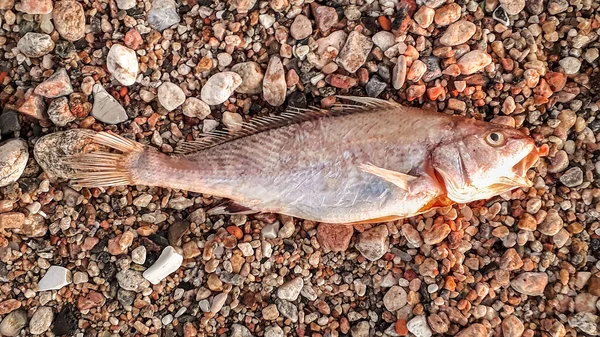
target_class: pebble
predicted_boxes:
[538,209,563,236]
[230,324,253,337]
[77,290,106,310]
[393,55,407,89]
[262,304,279,320]
[440,21,476,46]
[337,31,373,73]
[277,277,304,301]
[560,167,583,187]
[263,56,287,106]
[51,306,77,336]
[313,5,338,32]
[29,306,53,335]
[182,97,211,119]
[34,68,73,98]
[0,139,28,188]
[0,111,21,136]
[365,76,387,97]
[47,97,75,127]
[290,15,312,40]
[502,316,524,337]
[457,50,492,75]
[276,299,298,322]
[316,223,353,252]
[259,14,276,28]
[53,0,85,41]
[414,6,435,28]
[19,0,52,14]
[493,6,510,26]
[261,222,280,239]
[547,0,568,14]
[0,310,27,337]
[147,0,180,31]
[559,57,581,75]
[106,44,139,86]
[510,272,548,296]
[143,246,183,285]
[116,270,150,292]
[158,82,186,111]
[201,72,243,105]
[210,293,227,314]
[16,89,47,120]
[232,62,264,94]
[434,3,461,26]
[383,286,407,311]
[407,315,432,337]
[91,84,128,124]
[355,224,389,261]
[37,265,72,291]
[372,31,396,51]
[17,32,55,58]
[265,326,284,337]
[456,324,488,337]
[116,0,136,9]
[351,321,370,337]
[33,129,97,179]
[499,0,525,15]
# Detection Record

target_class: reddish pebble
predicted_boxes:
[395,319,408,336]
[226,226,244,240]
[77,291,105,310]
[119,87,128,97]
[82,237,99,251]
[357,68,369,85]
[545,72,567,92]
[316,223,354,252]
[124,29,143,50]
[286,69,299,87]
[320,96,336,108]
[378,16,391,30]
[427,86,445,100]
[326,74,358,89]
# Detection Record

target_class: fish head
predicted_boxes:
[431,122,539,203]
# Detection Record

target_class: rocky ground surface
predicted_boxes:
[0,0,598,336]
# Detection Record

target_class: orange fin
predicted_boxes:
[66,132,145,188]
[347,215,403,225]
[359,163,417,191]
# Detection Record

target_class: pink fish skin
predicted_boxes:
[67,97,538,224]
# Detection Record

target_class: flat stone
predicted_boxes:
[568,313,599,335]
[457,324,488,337]
[277,277,304,301]
[117,270,150,292]
[201,72,243,105]
[232,62,264,94]
[538,209,563,236]
[511,272,548,296]
[356,225,388,261]
[29,306,53,335]
[91,84,128,124]
[0,309,27,337]
[107,44,138,86]
[457,50,492,75]
[407,315,432,337]
[37,265,72,291]
[19,0,52,14]
[290,14,312,40]
[440,21,476,46]
[263,56,287,106]
[0,139,28,188]
[0,300,20,315]
[17,32,54,58]
[365,76,387,97]
[210,293,228,314]
[560,167,583,187]
[276,299,298,323]
[34,68,73,98]
[33,129,99,179]
[131,246,147,264]
[182,97,211,119]
[53,0,85,41]
[158,82,186,111]
[392,55,407,89]
[383,286,408,311]
[336,31,373,73]
[47,97,76,127]
[77,290,105,310]
[316,223,353,252]
[313,4,338,32]
[148,0,180,31]
[372,31,396,51]
[143,246,183,285]
[16,89,47,120]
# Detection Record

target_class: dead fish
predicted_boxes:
[66,96,539,224]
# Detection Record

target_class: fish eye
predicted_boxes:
[485,132,505,147]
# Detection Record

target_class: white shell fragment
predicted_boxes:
[37,265,72,291]
[143,246,183,285]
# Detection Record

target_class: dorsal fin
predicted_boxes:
[174,96,400,154]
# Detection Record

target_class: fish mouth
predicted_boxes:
[499,146,540,188]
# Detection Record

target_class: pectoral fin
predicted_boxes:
[359,163,418,191]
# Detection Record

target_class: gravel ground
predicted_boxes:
[0,0,599,336]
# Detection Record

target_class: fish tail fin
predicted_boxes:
[66,131,147,188]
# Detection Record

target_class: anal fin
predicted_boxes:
[359,163,418,191]
[207,200,259,215]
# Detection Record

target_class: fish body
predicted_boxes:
[69,97,539,224]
